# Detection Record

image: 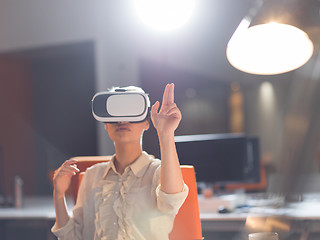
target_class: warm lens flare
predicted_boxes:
[133,0,196,31]
[227,22,314,75]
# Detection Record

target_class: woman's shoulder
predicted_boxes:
[84,161,111,177]
[142,151,159,161]
[143,151,161,169]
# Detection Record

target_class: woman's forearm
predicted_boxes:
[158,132,184,194]
[53,191,70,229]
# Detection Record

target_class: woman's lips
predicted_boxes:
[116,125,130,131]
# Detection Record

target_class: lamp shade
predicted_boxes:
[226,0,314,75]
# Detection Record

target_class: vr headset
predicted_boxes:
[91,89,150,123]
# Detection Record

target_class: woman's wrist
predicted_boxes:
[157,130,175,141]
[53,189,66,200]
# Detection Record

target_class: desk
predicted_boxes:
[1,195,320,240]
[0,196,72,240]
[0,197,56,220]
[199,194,320,240]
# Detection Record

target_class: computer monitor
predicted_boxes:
[175,133,260,185]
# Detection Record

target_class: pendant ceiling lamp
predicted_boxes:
[226,0,315,75]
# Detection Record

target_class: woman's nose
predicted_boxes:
[117,121,130,124]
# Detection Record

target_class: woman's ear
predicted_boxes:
[144,120,150,131]
[104,123,109,131]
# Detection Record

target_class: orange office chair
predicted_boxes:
[169,165,203,240]
[69,156,203,240]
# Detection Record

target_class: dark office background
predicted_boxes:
[0,41,97,196]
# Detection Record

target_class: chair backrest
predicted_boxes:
[70,156,203,240]
[169,165,203,240]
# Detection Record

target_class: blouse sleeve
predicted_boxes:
[153,166,189,215]
[51,172,89,240]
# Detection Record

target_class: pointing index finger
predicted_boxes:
[161,84,170,107]
[167,83,175,104]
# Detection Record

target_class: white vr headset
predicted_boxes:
[91,90,150,123]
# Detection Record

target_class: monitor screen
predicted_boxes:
[175,133,251,184]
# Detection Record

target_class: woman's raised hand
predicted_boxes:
[151,83,182,136]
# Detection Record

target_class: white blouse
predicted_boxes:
[52,152,189,240]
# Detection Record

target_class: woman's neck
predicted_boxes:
[114,142,143,175]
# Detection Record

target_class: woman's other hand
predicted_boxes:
[53,159,80,198]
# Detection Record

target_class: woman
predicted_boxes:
[52,83,188,240]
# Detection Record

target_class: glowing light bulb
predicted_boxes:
[133,0,196,31]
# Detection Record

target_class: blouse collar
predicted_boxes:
[103,151,153,178]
